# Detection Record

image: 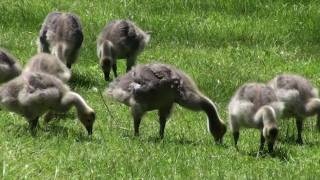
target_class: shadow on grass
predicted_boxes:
[69,71,102,89]
[303,141,320,148]
[6,122,75,135]
[277,135,298,145]
[43,124,73,137]
[3,122,72,138]
[278,134,320,147]
[4,122,30,137]
[74,132,94,142]
[145,136,200,145]
[4,122,94,142]
[132,135,229,148]
[247,147,290,162]
[3,112,80,138]
[43,113,94,141]
[45,112,76,122]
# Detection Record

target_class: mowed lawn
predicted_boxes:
[1,0,320,179]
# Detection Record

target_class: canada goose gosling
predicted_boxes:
[268,74,320,144]
[107,63,226,143]
[0,72,95,135]
[229,83,283,153]
[38,12,83,69]
[97,20,150,81]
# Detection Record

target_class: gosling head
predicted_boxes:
[78,109,96,135]
[263,125,278,153]
[212,121,227,144]
[101,57,113,81]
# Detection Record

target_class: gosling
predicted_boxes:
[24,53,71,82]
[97,20,150,81]
[0,48,21,83]
[38,12,83,69]
[0,72,95,135]
[228,83,284,153]
[268,74,320,144]
[106,63,226,143]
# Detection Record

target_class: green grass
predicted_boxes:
[1,0,320,179]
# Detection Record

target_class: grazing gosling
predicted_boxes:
[0,48,21,83]
[106,63,226,142]
[24,53,71,82]
[0,72,95,135]
[268,74,320,144]
[97,20,150,81]
[229,83,284,152]
[38,12,83,69]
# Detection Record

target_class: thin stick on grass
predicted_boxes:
[98,88,115,120]
[97,88,129,132]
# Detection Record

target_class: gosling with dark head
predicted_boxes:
[38,12,83,69]
[228,83,284,153]
[268,74,320,144]
[97,20,150,81]
[0,72,95,135]
[106,63,226,143]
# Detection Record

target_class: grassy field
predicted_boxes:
[1,0,320,179]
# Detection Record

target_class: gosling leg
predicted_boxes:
[112,63,118,78]
[296,116,304,144]
[126,55,136,72]
[259,131,265,152]
[158,105,173,139]
[317,114,320,131]
[132,106,144,137]
[233,131,240,151]
[29,117,39,135]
